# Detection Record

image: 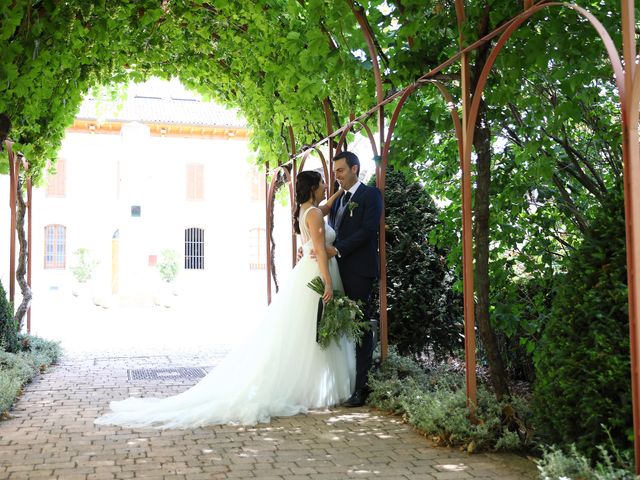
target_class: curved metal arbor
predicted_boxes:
[261,0,640,470]
[5,0,640,470]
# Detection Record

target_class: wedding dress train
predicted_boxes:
[95,208,355,428]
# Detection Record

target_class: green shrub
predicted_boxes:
[533,192,631,458]
[368,347,532,452]
[0,335,61,415]
[402,385,531,451]
[368,346,431,413]
[372,170,463,360]
[0,280,19,353]
[0,351,35,383]
[491,275,555,383]
[536,444,638,480]
[0,374,23,414]
[19,334,62,367]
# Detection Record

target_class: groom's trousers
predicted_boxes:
[341,270,375,391]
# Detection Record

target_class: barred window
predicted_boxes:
[46,158,66,197]
[185,227,204,269]
[44,224,66,269]
[249,228,266,270]
[186,164,204,200]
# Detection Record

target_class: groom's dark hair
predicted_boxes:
[334,151,360,175]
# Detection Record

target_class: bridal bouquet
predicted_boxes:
[307,276,370,349]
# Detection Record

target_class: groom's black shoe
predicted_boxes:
[343,389,367,408]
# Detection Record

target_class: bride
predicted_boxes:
[95,170,355,429]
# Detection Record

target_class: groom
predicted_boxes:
[327,151,383,407]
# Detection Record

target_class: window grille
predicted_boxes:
[185,227,204,269]
[44,224,66,269]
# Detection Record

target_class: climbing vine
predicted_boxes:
[0,0,380,180]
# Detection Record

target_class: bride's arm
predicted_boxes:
[306,208,333,303]
[318,188,343,216]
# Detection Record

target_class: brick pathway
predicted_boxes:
[0,349,538,480]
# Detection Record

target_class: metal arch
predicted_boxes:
[378,80,465,186]
[322,98,335,181]
[376,82,419,365]
[453,0,477,413]
[622,1,637,104]
[457,0,638,462]
[379,77,473,403]
[4,142,33,331]
[257,2,639,463]
[621,1,640,472]
[379,84,420,188]
[265,124,298,305]
[464,2,624,157]
[26,173,32,333]
[264,160,271,305]
[6,141,17,304]
[299,147,330,198]
[349,3,384,105]
[265,164,295,304]
[288,126,299,269]
[289,125,298,192]
[630,74,640,120]
[422,80,464,161]
[335,119,380,162]
[349,0,389,363]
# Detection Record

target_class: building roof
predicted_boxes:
[76,96,247,129]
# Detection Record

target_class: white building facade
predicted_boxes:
[0,84,298,329]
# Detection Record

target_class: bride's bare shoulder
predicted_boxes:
[305,207,323,223]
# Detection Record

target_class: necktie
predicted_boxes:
[342,191,352,206]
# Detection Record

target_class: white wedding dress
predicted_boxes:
[95,207,355,429]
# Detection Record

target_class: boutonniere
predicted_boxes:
[347,201,359,217]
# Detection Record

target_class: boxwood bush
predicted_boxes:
[533,191,631,459]
[372,170,463,360]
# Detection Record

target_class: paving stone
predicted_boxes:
[0,348,538,480]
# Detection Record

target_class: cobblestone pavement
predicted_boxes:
[0,346,538,480]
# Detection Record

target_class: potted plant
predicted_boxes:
[70,248,99,297]
[155,249,179,307]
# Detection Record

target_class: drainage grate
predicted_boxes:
[127,367,208,381]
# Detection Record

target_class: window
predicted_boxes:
[186,164,204,200]
[249,228,266,270]
[46,158,65,197]
[185,227,204,269]
[44,225,66,269]
[250,168,266,202]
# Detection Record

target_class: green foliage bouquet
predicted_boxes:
[307,277,370,349]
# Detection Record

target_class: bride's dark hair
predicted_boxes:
[293,170,322,234]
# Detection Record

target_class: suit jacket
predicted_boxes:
[329,183,383,279]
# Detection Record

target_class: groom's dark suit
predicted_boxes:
[329,182,383,392]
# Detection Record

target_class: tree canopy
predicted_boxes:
[1,0,378,180]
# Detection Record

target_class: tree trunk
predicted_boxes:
[472,99,510,400]
[471,17,511,399]
[14,174,31,331]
